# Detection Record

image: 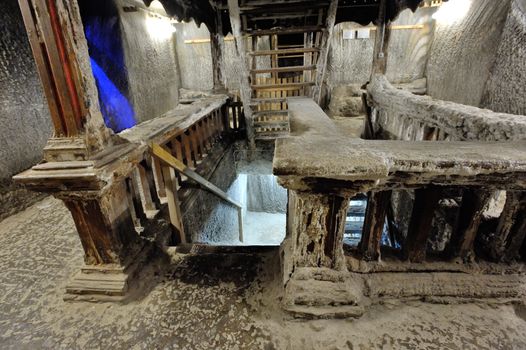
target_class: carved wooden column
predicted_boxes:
[14,0,150,300]
[281,190,362,313]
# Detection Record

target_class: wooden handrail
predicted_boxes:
[151,143,244,242]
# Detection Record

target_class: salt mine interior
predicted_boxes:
[1,0,526,348]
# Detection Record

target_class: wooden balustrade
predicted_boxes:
[274,96,526,314]
[275,97,526,270]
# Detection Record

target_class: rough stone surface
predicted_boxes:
[1,197,526,349]
[118,0,181,123]
[368,75,526,141]
[328,84,365,117]
[0,0,53,218]
[0,0,52,179]
[481,0,526,116]
[328,7,436,87]
[426,0,510,107]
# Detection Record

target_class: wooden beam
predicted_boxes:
[447,189,491,260]
[488,192,526,262]
[251,65,317,74]
[228,0,256,150]
[152,143,244,242]
[360,191,391,261]
[250,47,319,56]
[247,25,324,36]
[252,82,314,90]
[313,0,338,105]
[210,11,225,91]
[371,0,392,76]
[404,187,441,263]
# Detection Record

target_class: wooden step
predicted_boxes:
[252,82,314,90]
[248,25,325,36]
[254,120,290,128]
[253,110,288,116]
[255,131,290,140]
[252,97,288,104]
[249,47,319,56]
[251,65,317,74]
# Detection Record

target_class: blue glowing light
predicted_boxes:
[90,57,136,132]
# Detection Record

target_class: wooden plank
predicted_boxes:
[447,189,491,260]
[33,0,81,135]
[181,132,195,168]
[251,65,317,74]
[404,187,441,262]
[151,144,242,210]
[248,25,324,36]
[135,164,157,213]
[250,47,320,56]
[359,191,391,261]
[228,0,256,149]
[489,192,526,261]
[313,0,338,104]
[252,82,314,90]
[161,165,186,243]
[18,0,64,135]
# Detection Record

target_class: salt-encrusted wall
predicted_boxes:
[328,7,436,87]
[80,0,181,127]
[481,0,526,116]
[119,0,181,123]
[174,21,270,92]
[0,0,52,220]
[426,0,511,107]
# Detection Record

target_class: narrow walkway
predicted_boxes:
[0,198,525,349]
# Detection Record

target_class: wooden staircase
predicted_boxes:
[246,23,330,140]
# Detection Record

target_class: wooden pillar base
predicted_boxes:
[64,241,156,302]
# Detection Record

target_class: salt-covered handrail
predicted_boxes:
[366,74,526,141]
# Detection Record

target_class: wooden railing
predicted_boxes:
[274,97,526,272]
[119,95,234,244]
[366,75,526,142]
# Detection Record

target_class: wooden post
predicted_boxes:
[228,0,256,150]
[447,189,491,260]
[18,0,109,156]
[360,191,391,261]
[371,0,392,77]
[404,187,441,263]
[313,0,338,105]
[488,192,526,262]
[161,165,186,243]
[289,191,349,270]
[210,10,225,92]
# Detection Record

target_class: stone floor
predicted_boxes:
[1,197,525,349]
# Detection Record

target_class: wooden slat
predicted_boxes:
[247,25,324,36]
[251,65,317,74]
[250,47,319,56]
[404,187,441,263]
[161,165,186,243]
[448,189,491,260]
[252,82,314,90]
[359,191,391,261]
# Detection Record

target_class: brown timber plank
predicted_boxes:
[250,47,320,56]
[404,187,441,263]
[359,191,391,261]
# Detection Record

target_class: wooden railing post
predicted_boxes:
[488,192,526,262]
[447,189,491,260]
[404,187,441,263]
[360,191,391,261]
